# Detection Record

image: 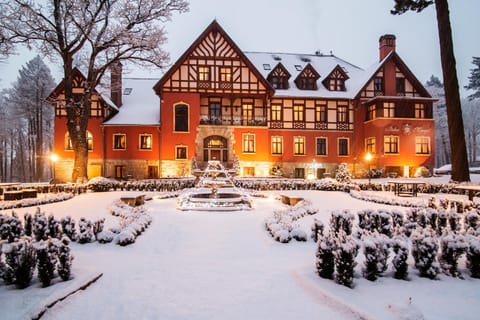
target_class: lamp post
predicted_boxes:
[50,153,58,183]
[365,152,373,187]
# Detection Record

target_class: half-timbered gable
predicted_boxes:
[267,63,291,89]
[322,65,349,92]
[294,63,320,90]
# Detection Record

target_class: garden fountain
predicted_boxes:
[177,160,252,211]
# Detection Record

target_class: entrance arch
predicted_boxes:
[203,135,228,162]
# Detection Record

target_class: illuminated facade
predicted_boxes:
[49,21,435,182]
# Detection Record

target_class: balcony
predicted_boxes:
[199,115,267,127]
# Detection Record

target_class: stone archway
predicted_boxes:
[195,127,236,165]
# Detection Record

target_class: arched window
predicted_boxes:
[174,104,189,132]
[64,131,93,151]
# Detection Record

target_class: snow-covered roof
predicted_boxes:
[103,78,160,126]
[244,52,366,99]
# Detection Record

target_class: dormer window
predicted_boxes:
[294,64,320,90]
[267,63,291,90]
[323,65,349,91]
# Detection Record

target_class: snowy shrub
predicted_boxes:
[311,218,324,243]
[334,231,359,288]
[77,218,95,244]
[56,236,73,281]
[330,209,354,236]
[35,239,57,287]
[377,209,393,237]
[291,228,307,242]
[96,230,115,243]
[335,163,352,184]
[448,209,461,232]
[438,232,467,277]
[1,238,37,288]
[411,228,440,279]
[47,214,61,239]
[375,233,390,274]
[391,210,404,229]
[437,208,449,235]
[464,209,479,231]
[93,218,105,240]
[466,236,480,278]
[274,229,291,243]
[357,209,370,231]
[0,212,23,243]
[362,235,380,281]
[24,213,33,237]
[33,209,49,241]
[116,227,137,246]
[425,207,438,231]
[60,216,77,241]
[392,236,409,280]
[315,233,335,279]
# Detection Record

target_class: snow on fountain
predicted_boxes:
[177,160,252,211]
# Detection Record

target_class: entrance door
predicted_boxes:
[203,136,228,163]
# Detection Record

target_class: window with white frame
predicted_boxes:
[271,136,283,155]
[139,134,152,150]
[294,136,305,155]
[242,133,255,153]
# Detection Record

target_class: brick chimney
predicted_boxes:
[111,61,123,107]
[379,34,396,61]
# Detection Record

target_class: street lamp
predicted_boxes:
[50,153,58,183]
[365,152,373,187]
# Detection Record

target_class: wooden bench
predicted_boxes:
[120,194,146,207]
[280,195,304,206]
[454,185,480,201]
[389,181,425,197]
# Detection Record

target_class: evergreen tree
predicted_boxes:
[411,228,440,279]
[335,163,352,184]
[392,0,470,182]
[362,235,380,281]
[392,236,409,280]
[77,218,94,244]
[438,232,467,277]
[24,213,33,237]
[35,239,57,287]
[465,57,480,100]
[334,231,359,288]
[60,216,77,241]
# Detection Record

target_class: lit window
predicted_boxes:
[220,67,232,82]
[243,133,255,153]
[176,146,187,159]
[65,131,93,151]
[293,105,304,122]
[338,138,349,156]
[271,136,283,155]
[337,106,348,123]
[415,103,425,118]
[139,134,152,150]
[384,102,395,118]
[365,137,376,154]
[367,105,376,120]
[315,105,327,123]
[415,136,430,155]
[198,66,209,81]
[294,136,305,155]
[316,137,327,156]
[271,105,282,121]
[242,104,254,124]
[384,135,399,154]
[113,134,126,150]
[175,104,189,132]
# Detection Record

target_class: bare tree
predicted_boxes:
[392,0,470,182]
[462,98,480,164]
[0,0,188,182]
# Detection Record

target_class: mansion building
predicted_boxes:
[49,21,435,182]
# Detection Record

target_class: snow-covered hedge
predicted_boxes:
[0,192,74,210]
[87,177,195,192]
[109,200,153,246]
[265,200,318,243]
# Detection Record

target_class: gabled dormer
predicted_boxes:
[322,64,349,91]
[294,63,320,90]
[267,63,291,90]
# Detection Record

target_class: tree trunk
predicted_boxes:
[434,0,470,182]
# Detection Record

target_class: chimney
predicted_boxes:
[379,34,396,61]
[111,61,123,107]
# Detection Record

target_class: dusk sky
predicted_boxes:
[0,0,479,96]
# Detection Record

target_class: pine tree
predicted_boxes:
[335,163,352,184]
[465,57,480,100]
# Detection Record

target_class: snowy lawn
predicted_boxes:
[1,190,479,320]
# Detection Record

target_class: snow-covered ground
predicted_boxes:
[1,187,479,320]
